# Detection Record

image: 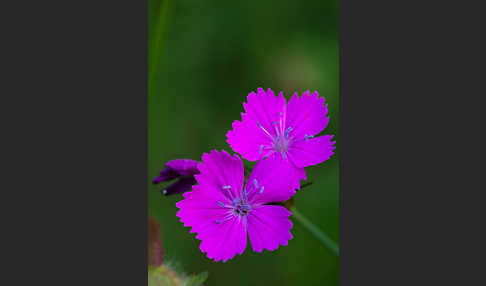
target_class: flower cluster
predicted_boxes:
[153,88,335,262]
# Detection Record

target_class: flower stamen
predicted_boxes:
[256,121,275,140]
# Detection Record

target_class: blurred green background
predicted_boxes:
[148,0,338,285]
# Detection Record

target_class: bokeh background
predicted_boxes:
[148,0,338,285]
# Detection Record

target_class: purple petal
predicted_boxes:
[161,177,197,196]
[287,135,336,168]
[247,205,293,252]
[152,168,179,184]
[247,154,296,204]
[166,159,199,177]
[286,91,329,140]
[226,88,286,161]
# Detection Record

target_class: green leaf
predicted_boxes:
[185,271,208,286]
[148,264,208,286]
[148,265,183,286]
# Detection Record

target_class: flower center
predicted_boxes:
[216,180,265,222]
[233,198,251,216]
[273,134,289,153]
[273,125,293,155]
[256,119,294,157]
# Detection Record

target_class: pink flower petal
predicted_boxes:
[226,117,272,161]
[197,216,247,262]
[247,205,293,252]
[243,88,286,138]
[196,150,245,201]
[287,135,336,168]
[292,165,307,190]
[176,190,246,262]
[286,91,329,140]
[176,187,231,233]
[247,154,296,204]
[175,150,250,262]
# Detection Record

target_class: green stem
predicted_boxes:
[290,207,339,256]
[300,181,313,189]
[149,0,170,93]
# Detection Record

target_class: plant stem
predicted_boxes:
[300,181,314,189]
[290,207,339,256]
[149,0,170,93]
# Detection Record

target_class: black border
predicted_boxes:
[340,0,484,284]
[4,0,148,284]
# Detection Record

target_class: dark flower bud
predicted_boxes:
[152,159,199,196]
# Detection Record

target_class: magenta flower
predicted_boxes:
[152,159,199,196]
[176,150,295,262]
[226,88,335,188]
